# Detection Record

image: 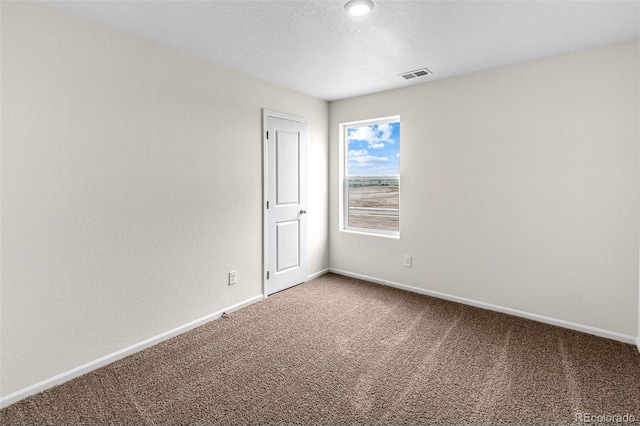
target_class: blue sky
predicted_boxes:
[347,122,400,176]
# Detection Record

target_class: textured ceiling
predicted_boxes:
[41,0,640,101]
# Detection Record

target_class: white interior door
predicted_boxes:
[264,110,307,295]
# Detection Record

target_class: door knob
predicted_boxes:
[300,209,307,215]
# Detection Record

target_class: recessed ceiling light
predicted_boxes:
[344,0,374,17]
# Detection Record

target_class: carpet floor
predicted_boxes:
[2,273,639,425]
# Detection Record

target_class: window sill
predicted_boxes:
[341,228,400,239]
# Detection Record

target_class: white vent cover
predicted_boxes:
[399,68,432,80]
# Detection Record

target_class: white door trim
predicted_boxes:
[262,109,308,298]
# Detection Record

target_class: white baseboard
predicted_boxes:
[636,337,640,354]
[329,268,637,346]
[0,294,264,410]
[308,268,330,281]
[3,272,636,409]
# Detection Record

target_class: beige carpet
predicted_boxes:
[2,273,639,425]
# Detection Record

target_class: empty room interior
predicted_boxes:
[1,1,640,425]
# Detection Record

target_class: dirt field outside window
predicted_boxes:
[347,183,399,231]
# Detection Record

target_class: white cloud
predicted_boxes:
[377,123,393,141]
[348,149,389,168]
[348,123,395,149]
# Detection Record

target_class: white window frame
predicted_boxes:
[339,116,400,238]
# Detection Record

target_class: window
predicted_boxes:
[341,116,400,236]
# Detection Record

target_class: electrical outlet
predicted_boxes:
[403,255,412,267]
[229,270,237,285]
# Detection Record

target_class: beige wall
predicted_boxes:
[2,0,639,402]
[0,2,328,397]
[330,40,640,339]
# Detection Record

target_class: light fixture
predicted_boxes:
[344,0,374,17]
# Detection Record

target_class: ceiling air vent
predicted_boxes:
[399,68,432,80]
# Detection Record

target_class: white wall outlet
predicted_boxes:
[229,270,237,285]
[403,255,412,267]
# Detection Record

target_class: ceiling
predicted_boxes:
[40,0,640,101]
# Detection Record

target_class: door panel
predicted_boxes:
[276,221,300,272]
[264,112,307,295]
[276,130,300,205]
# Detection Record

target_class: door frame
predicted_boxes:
[262,109,308,298]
